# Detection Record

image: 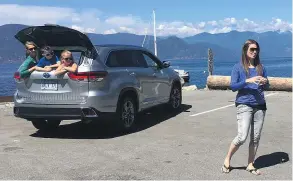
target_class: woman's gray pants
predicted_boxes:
[232,104,266,147]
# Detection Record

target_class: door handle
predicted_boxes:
[130,72,136,76]
[152,73,157,77]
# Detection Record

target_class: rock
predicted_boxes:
[5,103,14,108]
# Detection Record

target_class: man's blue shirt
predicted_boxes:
[37,55,59,67]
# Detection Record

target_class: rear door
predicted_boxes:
[130,50,158,105]
[104,49,157,106]
[140,51,171,103]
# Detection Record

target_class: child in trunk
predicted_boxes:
[54,50,78,76]
[35,46,60,72]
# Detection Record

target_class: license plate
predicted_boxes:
[41,80,58,90]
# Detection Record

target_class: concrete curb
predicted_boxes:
[0,102,14,109]
[182,85,198,91]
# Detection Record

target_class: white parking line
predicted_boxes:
[189,92,279,117]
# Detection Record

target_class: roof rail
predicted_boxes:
[44,23,61,26]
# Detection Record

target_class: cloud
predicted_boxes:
[209,27,232,34]
[104,29,117,34]
[0,4,292,38]
[0,4,74,25]
[156,22,203,37]
[208,21,218,26]
[71,25,96,33]
[105,16,138,26]
[269,18,292,32]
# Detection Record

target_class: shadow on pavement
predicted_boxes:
[30,104,192,139]
[254,152,290,169]
[229,166,247,171]
[228,151,290,171]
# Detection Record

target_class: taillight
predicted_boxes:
[14,72,21,81]
[68,71,108,81]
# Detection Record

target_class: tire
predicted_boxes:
[168,84,182,110]
[30,119,61,130]
[117,96,137,132]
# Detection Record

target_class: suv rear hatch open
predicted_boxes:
[14,25,100,105]
[15,24,95,50]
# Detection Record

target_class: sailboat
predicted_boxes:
[142,10,190,84]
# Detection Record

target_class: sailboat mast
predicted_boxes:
[153,9,157,56]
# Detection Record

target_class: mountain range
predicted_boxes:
[0,24,291,63]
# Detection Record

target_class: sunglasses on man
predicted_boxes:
[27,47,36,51]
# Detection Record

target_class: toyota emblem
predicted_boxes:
[43,72,51,79]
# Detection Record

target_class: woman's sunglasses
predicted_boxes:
[249,48,259,52]
[62,57,72,61]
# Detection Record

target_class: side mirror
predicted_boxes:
[162,61,170,68]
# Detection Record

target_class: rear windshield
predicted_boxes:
[53,50,83,65]
[71,51,82,64]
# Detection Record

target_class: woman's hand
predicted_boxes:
[246,76,262,84]
[259,77,268,85]
[246,76,268,85]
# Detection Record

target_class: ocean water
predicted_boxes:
[170,57,292,88]
[0,57,292,96]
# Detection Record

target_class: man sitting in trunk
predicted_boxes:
[35,46,60,72]
[18,41,38,78]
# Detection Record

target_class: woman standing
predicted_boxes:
[222,39,269,175]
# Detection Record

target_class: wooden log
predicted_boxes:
[206,75,231,90]
[207,75,292,92]
[266,77,292,91]
[0,96,13,103]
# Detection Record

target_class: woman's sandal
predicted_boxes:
[246,167,261,175]
[221,164,231,173]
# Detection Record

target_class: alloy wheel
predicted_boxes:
[171,87,181,109]
[121,100,135,128]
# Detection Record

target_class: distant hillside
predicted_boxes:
[0,24,28,62]
[0,24,291,63]
[184,30,292,58]
[154,36,237,60]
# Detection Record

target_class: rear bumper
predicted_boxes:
[13,107,115,120]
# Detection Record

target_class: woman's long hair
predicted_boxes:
[241,39,263,76]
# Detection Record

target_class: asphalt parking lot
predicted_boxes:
[0,90,291,180]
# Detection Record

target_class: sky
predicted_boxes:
[0,0,292,37]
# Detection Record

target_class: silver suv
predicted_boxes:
[13,25,182,131]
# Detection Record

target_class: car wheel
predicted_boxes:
[31,119,61,130]
[117,96,137,131]
[168,84,182,110]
